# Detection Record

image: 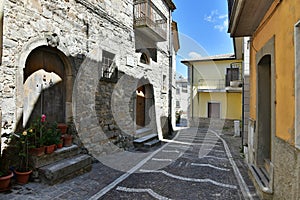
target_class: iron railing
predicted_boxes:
[134,0,167,40]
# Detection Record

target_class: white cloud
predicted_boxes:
[204,10,228,32]
[188,52,202,59]
[218,14,228,19]
[204,10,219,22]
[214,20,228,32]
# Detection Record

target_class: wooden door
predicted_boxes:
[136,86,145,127]
[25,47,65,123]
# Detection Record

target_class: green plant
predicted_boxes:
[43,121,61,146]
[10,129,34,172]
[27,115,48,147]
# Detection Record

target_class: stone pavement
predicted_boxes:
[0,127,260,200]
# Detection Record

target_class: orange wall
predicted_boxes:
[250,0,300,143]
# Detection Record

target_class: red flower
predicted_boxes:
[41,114,46,122]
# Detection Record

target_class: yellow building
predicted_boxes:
[228,0,300,199]
[182,54,242,121]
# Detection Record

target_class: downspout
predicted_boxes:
[168,9,173,134]
[242,67,245,147]
[191,64,194,118]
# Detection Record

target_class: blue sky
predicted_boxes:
[172,0,234,77]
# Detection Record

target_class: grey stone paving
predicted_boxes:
[0,127,260,200]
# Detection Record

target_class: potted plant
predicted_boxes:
[43,121,60,154]
[62,117,76,147]
[27,115,48,156]
[11,130,33,184]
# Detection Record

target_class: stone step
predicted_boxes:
[133,133,158,148]
[31,145,80,168]
[144,139,161,148]
[135,127,153,138]
[39,154,92,185]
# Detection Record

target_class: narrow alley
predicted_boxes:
[1,127,259,200]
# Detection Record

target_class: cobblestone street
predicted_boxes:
[0,127,259,200]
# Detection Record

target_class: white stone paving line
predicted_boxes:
[190,163,231,171]
[167,140,222,147]
[209,129,254,200]
[162,150,181,154]
[200,155,228,160]
[116,186,172,200]
[151,158,173,162]
[139,169,237,189]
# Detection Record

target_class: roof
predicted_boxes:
[227,0,274,37]
[181,54,236,64]
[164,0,176,11]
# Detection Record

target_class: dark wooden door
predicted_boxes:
[136,95,145,127]
[25,47,65,123]
[208,102,220,118]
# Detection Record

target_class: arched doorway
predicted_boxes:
[257,55,272,167]
[135,82,155,129]
[23,46,69,125]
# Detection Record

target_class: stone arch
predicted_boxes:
[16,37,73,127]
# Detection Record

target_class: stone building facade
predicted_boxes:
[0,0,178,158]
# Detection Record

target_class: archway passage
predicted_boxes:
[257,55,272,168]
[24,46,67,124]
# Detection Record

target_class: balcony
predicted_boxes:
[198,79,226,92]
[198,78,242,93]
[134,0,167,42]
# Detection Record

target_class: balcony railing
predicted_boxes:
[198,78,242,92]
[198,79,226,90]
[134,0,167,41]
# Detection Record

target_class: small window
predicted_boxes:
[140,53,150,64]
[176,101,180,108]
[182,89,188,93]
[176,88,180,94]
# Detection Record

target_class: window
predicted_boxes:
[226,67,239,86]
[140,52,149,64]
[100,50,117,80]
[176,101,180,108]
[176,88,180,94]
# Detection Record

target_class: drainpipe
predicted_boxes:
[242,73,245,148]
[168,9,173,134]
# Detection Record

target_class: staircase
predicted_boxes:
[30,145,92,185]
[133,128,161,149]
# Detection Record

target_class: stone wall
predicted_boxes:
[272,137,300,199]
[1,0,174,155]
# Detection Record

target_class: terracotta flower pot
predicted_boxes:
[45,144,56,154]
[14,170,32,185]
[57,123,68,134]
[29,146,46,156]
[0,171,13,191]
[63,134,73,147]
[56,142,63,149]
